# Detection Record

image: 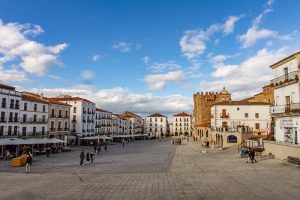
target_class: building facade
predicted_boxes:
[0,84,22,138]
[49,97,96,139]
[95,108,112,135]
[193,87,231,140]
[19,92,48,138]
[172,112,192,136]
[270,52,300,145]
[210,101,271,148]
[145,113,167,138]
[47,98,71,141]
[120,111,143,135]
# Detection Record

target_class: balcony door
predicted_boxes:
[222,109,226,118]
[285,96,290,112]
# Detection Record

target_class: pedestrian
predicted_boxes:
[46,147,50,157]
[86,152,90,163]
[122,139,125,149]
[104,142,107,152]
[249,149,256,163]
[25,153,32,173]
[80,150,85,165]
[207,141,210,148]
[97,144,101,155]
[94,145,97,153]
[90,152,95,164]
[246,149,251,163]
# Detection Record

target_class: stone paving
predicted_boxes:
[0,139,299,200]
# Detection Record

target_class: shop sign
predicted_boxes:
[279,118,296,128]
[271,106,285,114]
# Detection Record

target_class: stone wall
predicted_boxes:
[263,140,300,160]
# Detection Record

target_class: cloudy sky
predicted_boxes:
[0,0,300,116]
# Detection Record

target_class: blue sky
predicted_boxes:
[0,0,300,115]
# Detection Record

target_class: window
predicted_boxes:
[59,110,62,117]
[1,98,6,108]
[51,121,54,129]
[42,115,46,122]
[58,122,61,130]
[0,112,5,122]
[245,113,248,118]
[161,118,163,122]
[255,123,260,129]
[13,126,18,135]
[10,99,14,108]
[73,107,76,113]
[42,127,45,135]
[51,109,55,117]
[150,118,152,122]
[65,111,68,118]
[15,100,19,109]
[34,104,37,111]
[33,115,37,122]
[14,113,18,122]
[255,113,259,118]
[8,126,12,136]
[155,118,157,122]
[23,114,27,123]
[24,102,27,111]
[43,105,46,112]
[22,127,26,136]
[9,112,13,122]
[33,127,36,135]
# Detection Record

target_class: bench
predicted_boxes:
[287,156,300,165]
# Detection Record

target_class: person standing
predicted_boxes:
[94,145,97,153]
[96,144,101,155]
[25,153,32,173]
[90,152,95,164]
[104,141,107,152]
[80,150,85,165]
[122,139,125,149]
[86,152,90,163]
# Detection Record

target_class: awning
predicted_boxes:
[0,138,65,146]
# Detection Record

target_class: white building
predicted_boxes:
[112,114,122,135]
[121,111,143,135]
[0,84,22,137]
[270,52,300,145]
[95,108,112,135]
[172,112,192,136]
[211,101,271,134]
[47,98,71,142]
[49,97,96,139]
[20,92,48,138]
[145,113,167,138]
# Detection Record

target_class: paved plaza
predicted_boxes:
[0,139,299,200]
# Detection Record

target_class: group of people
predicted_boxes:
[203,140,210,148]
[79,150,95,165]
[241,147,257,163]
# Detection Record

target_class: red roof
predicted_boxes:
[147,113,166,117]
[49,97,94,104]
[96,108,111,113]
[0,83,15,91]
[173,112,191,117]
[121,111,141,119]
[22,92,49,104]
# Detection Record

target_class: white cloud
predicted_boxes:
[0,19,67,76]
[0,66,31,83]
[180,15,241,59]
[112,41,131,53]
[142,56,150,64]
[223,15,242,35]
[148,61,181,73]
[81,70,95,80]
[144,70,185,90]
[200,47,288,99]
[27,85,193,115]
[237,2,293,48]
[48,74,61,80]
[92,54,101,61]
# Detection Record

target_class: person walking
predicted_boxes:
[122,139,125,149]
[249,149,256,163]
[86,152,90,163]
[46,147,51,158]
[25,153,32,173]
[246,149,251,163]
[90,152,95,164]
[96,144,101,155]
[104,141,107,152]
[80,150,85,165]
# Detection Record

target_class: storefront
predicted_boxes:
[275,117,300,145]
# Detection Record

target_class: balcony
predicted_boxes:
[0,117,6,123]
[58,115,63,118]
[82,119,87,123]
[8,118,19,123]
[82,129,86,132]
[271,103,300,115]
[72,119,77,123]
[271,71,298,87]
[21,118,48,124]
[50,114,56,118]
[71,129,76,132]
[1,103,6,108]
[65,115,69,119]
[220,114,229,118]
[83,110,87,114]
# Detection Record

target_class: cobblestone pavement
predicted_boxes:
[0,139,299,200]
